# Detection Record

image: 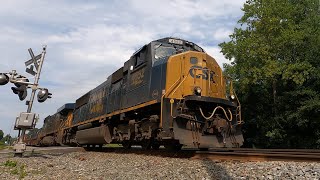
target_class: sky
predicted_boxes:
[0,0,245,136]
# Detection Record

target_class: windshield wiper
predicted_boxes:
[154,43,163,50]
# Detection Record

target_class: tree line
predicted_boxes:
[220,0,320,148]
[0,130,15,145]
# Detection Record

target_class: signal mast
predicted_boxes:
[0,46,51,156]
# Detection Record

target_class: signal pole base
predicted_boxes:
[13,142,26,157]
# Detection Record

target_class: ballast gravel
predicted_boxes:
[0,151,319,180]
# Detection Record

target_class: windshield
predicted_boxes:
[154,45,177,61]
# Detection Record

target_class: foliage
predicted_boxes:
[0,130,3,140]
[220,0,320,148]
[18,164,27,179]
[4,160,17,167]
[1,134,12,142]
[3,160,26,179]
[0,141,6,150]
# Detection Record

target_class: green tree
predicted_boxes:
[220,0,320,148]
[1,134,12,143]
[0,130,3,140]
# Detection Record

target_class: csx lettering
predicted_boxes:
[89,89,106,103]
[189,66,216,83]
[90,101,103,113]
[131,68,145,86]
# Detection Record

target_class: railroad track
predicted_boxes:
[193,148,320,162]
[86,147,320,162]
[2,146,319,162]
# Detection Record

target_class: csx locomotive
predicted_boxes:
[25,37,244,150]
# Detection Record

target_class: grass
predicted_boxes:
[0,142,13,150]
[104,144,122,148]
[4,160,17,167]
[3,160,27,179]
[0,142,6,150]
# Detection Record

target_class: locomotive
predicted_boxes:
[25,37,244,150]
[25,103,74,146]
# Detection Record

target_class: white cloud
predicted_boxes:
[128,0,244,20]
[213,28,233,42]
[0,0,245,135]
[57,24,155,66]
[201,45,232,67]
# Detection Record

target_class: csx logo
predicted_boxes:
[189,66,216,83]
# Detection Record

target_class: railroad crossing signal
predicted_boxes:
[10,76,29,101]
[37,88,52,103]
[25,48,41,76]
[0,73,9,85]
[0,45,51,156]
[11,84,28,101]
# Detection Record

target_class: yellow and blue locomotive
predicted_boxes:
[28,37,244,150]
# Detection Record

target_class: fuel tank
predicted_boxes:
[76,125,112,145]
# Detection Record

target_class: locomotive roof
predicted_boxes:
[153,37,205,52]
[132,37,205,56]
[57,103,75,113]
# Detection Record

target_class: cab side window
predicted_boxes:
[135,46,147,67]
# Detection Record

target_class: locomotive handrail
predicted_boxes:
[199,106,233,121]
[234,91,243,124]
[160,70,193,128]
[160,67,213,128]
[224,76,243,124]
[160,76,182,128]
[168,74,190,98]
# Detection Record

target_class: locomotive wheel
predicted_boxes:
[141,139,152,150]
[84,145,92,151]
[97,144,103,150]
[164,144,182,151]
[151,143,160,150]
[122,140,132,149]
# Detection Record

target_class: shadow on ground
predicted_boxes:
[202,159,233,179]
[86,146,233,179]
[22,149,65,159]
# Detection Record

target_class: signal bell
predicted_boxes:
[0,73,9,85]
[37,88,52,103]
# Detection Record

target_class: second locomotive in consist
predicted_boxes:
[27,37,244,150]
[25,103,74,146]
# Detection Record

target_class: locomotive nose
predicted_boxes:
[165,51,225,100]
[185,52,223,98]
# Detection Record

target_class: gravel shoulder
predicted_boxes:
[0,151,319,180]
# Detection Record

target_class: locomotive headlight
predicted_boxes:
[194,87,202,96]
[230,94,235,100]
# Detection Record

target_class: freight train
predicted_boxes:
[25,37,244,150]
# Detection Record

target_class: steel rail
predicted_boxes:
[4,145,320,162]
[193,148,320,162]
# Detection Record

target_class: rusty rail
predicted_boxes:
[81,146,320,162]
[192,148,320,162]
[5,145,319,162]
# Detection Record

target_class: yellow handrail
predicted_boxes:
[225,77,243,124]
[159,71,191,128]
[160,77,182,128]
